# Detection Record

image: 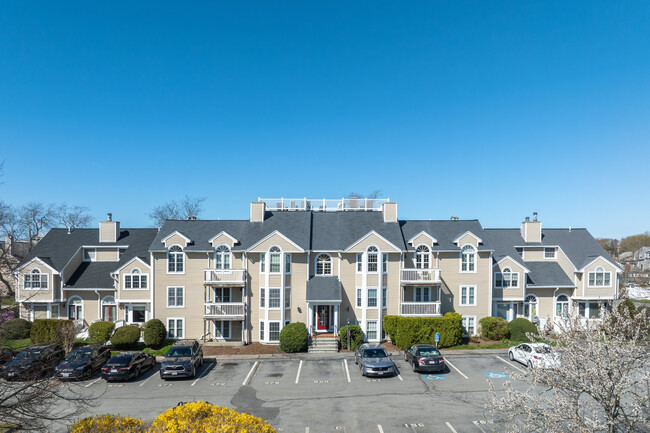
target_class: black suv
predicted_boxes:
[160,340,203,379]
[1,343,65,381]
[55,345,111,380]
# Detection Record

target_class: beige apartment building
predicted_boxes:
[13,200,621,344]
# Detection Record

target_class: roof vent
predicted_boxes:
[107,213,112,221]
[450,216,459,221]
[525,216,530,222]
[533,212,538,222]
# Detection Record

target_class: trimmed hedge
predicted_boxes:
[339,325,364,351]
[30,319,76,351]
[88,321,115,344]
[279,322,308,353]
[110,325,141,349]
[508,318,538,341]
[382,313,463,349]
[0,318,32,340]
[143,319,167,348]
[478,316,509,340]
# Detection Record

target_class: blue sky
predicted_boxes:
[1,1,648,238]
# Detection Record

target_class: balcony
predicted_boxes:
[204,302,245,319]
[400,302,441,316]
[204,269,246,286]
[400,268,441,285]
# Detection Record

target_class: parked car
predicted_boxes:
[508,343,560,369]
[403,344,445,373]
[0,348,15,364]
[160,340,204,379]
[101,352,155,381]
[55,345,111,380]
[354,343,396,377]
[1,343,65,381]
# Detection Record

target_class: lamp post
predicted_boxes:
[346,318,351,351]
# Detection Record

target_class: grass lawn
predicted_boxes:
[0,338,30,351]
[1,297,17,306]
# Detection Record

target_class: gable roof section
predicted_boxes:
[344,230,402,252]
[453,230,483,245]
[400,220,492,252]
[525,262,575,288]
[310,211,404,251]
[161,231,192,246]
[14,256,59,274]
[112,256,151,274]
[208,231,239,246]
[246,230,305,252]
[407,231,437,246]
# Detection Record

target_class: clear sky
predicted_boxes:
[1,1,648,239]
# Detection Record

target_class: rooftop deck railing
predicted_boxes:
[259,197,390,212]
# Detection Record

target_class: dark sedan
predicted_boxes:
[404,344,445,373]
[55,346,111,380]
[1,343,65,381]
[101,352,155,381]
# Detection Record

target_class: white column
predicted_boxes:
[334,305,339,335]
[307,303,313,335]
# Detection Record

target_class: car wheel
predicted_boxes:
[411,362,417,372]
[135,367,141,379]
[404,353,408,361]
[527,361,533,369]
[508,351,514,361]
[191,366,196,378]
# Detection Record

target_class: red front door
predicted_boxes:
[316,305,330,331]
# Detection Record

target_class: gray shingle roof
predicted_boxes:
[311,212,404,251]
[525,262,575,288]
[399,220,492,252]
[306,277,342,302]
[65,262,118,289]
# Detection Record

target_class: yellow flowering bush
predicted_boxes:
[149,401,276,433]
[69,414,145,433]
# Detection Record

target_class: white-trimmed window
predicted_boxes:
[316,254,332,275]
[260,288,265,308]
[544,247,556,259]
[24,268,48,289]
[461,316,476,336]
[124,268,148,290]
[259,321,265,341]
[214,321,231,339]
[167,318,184,339]
[524,295,538,320]
[260,254,266,272]
[578,301,603,319]
[285,287,291,308]
[366,246,379,272]
[167,245,184,273]
[414,287,431,302]
[268,288,281,309]
[460,286,476,306]
[382,254,388,273]
[269,246,281,273]
[555,294,569,317]
[213,287,231,302]
[356,288,362,307]
[356,254,363,273]
[588,267,611,287]
[415,245,430,269]
[366,321,378,340]
[215,245,231,270]
[460,245,476,272]
[495,268,519,288]
[269,322,280,341]
[367,288,377,307]
[83,248,96,262]
[285,253,291,273]
[167,286,184,308]
[67,296,83,320]
[127,305,147,323]
[382,287,387,308]
[101,296,117,322]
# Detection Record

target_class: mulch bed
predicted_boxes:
[202,343,281,356]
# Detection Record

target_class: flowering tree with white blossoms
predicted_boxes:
[487,300,649,433]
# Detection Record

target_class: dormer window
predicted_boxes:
[215,245,231,270]
[544,248,556,259]
[460,245,476,272]
[415,245,431,269]
[24,268,48,289]
[316,254,332,275]
[167,245,184,273]
[124,268,148,290]
[83,248,96,262]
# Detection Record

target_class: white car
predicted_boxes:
[508,343,560,369]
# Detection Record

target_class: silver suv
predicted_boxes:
[160,340,204,379]
[354,343,396,377]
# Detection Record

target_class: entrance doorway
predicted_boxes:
[316,305,330,331]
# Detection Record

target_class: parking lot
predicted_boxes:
[60,351,532,433]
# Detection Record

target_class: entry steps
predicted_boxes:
[308,334,339,353]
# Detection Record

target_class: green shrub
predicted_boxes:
[339,325,364,351]
[508,318,538,341]
[279,322,308,353]
[478,316,510,340]
[30,319,76,351]
[143,319,167,348]
[383,313,463,349]
[0,318,32,340]
[110,325,141,349]
[88,321,115,344]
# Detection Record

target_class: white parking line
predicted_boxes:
[444,359,468,379]
[472,421,488,433]
[138,376,151,387]
[445,421,458,433]
[84,378,102,388]
[305,427,309,433]
[495,355,526,374]
[397,374,403,381]
[295,360,303,384]
[190,378,199,387]
[377,425,384,433]
[343,359,351,383]
[242,361,259,386]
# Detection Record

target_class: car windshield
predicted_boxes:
[535,346,553,354]
[108,355,131,366]
[65,350,91,362]
[363,348,387,358]
[167,347,192,357]
[417,348,440,356]
[14,349,41,360]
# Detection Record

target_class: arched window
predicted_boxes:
[461,245,476,272]
[67,296,83,321]
[496,267,519,288]
[316,254,332,275]
[124,268,148,289]
[269,246,282,273]
[588,266,611,287]
[524,295,538,321]
[24,268,48,289]
[168,245,184,273]
[215,245,231,270]
[367,246,378,273]
[101,296,117,322]
[415,245,430,269]
[555,294,569,317]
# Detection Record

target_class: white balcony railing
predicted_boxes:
[400,302,441,316]
[258,197,389,212]
[400,268,441,284]
[204,302,245,318]
[204,269,246,285]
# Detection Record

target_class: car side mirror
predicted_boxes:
[388,353,392,356]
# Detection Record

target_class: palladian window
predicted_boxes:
[215,245,231,270]
[316,254,332,275]
[461,245,476,272]
[415,245,430,269]
[168,245,184,273]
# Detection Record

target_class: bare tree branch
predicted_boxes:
[149,196,206,227]
[56,204,93,232]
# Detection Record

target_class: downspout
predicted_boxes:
[244,251,248,345]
